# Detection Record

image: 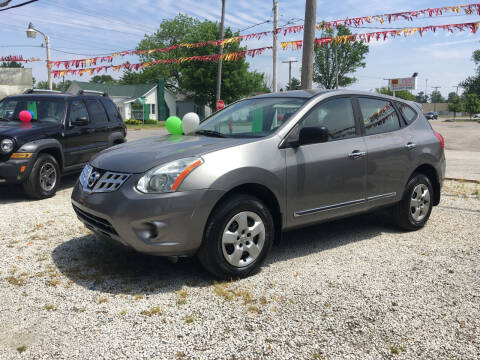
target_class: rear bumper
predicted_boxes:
[71,175,224,256]
[0,158,34,184]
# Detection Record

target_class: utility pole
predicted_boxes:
[282,58,298,86]
[453,85,460,95]
[301,0,317,89]
[432,86,441,112]
[272,1,278,92]
[425,78,428,95]
[216,0,226,103]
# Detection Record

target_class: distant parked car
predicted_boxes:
[0,89,126,198]
[72,89,446,279]
[473,114,480,119]
[424,112,438,120]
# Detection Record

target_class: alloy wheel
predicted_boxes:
[39,162,57,192]
[221,211,266,268]
[410,184,430,222]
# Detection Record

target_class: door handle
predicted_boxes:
[348,150,366,160]
[405,142,417,150]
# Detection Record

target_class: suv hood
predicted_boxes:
[90,134,254,173]
[0,121,60,141]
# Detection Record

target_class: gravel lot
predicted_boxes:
[0,180,479,359]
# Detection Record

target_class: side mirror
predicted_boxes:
[71,116,88,126]
[298,126,329,146]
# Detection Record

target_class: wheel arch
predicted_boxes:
[18,139,64,170]
[410,163,441,206]
[206,183,283,244]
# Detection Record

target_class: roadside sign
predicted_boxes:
[216,99,225,110]
[388,77,417,91]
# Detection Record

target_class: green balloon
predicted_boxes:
[166,116,183,135]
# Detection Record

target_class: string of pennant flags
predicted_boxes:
[318,3,480,29]
[281,21,480,50]
[0,55,41,62]
[52,19,480,78]
[52,47,272,78]
[48,3,480,70]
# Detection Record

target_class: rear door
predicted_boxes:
[285,96,367,227]
[101,98,125,139]
[63,99,97,166]
[85,99,110,153]
[356,97,414,208]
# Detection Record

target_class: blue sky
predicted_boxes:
[1,0,480,97]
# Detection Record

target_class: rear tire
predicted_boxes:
[393,173,433,231]
[23,154,60,199]
[197,194,274,279]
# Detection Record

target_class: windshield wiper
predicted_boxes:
[195,129,227,138]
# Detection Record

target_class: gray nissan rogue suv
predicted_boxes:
[71,90,446,279]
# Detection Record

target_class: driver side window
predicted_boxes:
[70,101,89,125]
[300,97,357,141]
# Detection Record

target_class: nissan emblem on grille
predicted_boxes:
[87,171,101,188]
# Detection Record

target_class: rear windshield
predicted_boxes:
[0,97,65,123]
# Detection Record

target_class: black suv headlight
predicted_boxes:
[0,138,14,154]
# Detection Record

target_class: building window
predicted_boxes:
[151,104,155,114]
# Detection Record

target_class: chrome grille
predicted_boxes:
[79,165,130,193]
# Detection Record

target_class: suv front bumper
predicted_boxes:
[71,175,224,257]
[0,157,34,184]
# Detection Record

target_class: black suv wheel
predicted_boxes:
[23,153,60,199]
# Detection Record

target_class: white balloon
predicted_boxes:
[182,112,200,135]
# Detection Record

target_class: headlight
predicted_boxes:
[0,138,14,154]
[136,157,203,194]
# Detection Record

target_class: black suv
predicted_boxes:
[0,89,126,198]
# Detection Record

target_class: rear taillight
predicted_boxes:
[433,131,444,148]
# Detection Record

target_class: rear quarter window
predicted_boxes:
[102,99,123,123]
[397,103,418,125]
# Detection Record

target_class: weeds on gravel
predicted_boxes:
[7,276,25,286]
[176,289,188,298]
[134,294,143,301]
[390,346,406,355]
[213,282,255,304]
[312,350,324,359]
[176,299,187,306]
[44,304,56,311]
[46,279,61,287]
[247,305,261,314]
[17,345,26,353]
[120,309,127,316]
[184,315,194,324]
[140,306,162,317]
[98,297,108,304]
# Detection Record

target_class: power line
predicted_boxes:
[0,0,38,11]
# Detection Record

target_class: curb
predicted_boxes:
[445,177,480,184]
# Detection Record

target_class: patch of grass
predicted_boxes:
[7,276,25,286]
[390,346,406,355]
[259,296,267,306]
[213,282,256,304]
[46,279,60,287]
[176,289,188,299]
[247,305,261,314]
[175,351,185,359]
[392,301,398,306]
[134,294,144,301]
[312,350,323,359]
[44,304,56,311]
[140,306,162,317]
[17,345,26,353]
[176,299,187,306]
[184,315,194,324]
[98,297,108,304]
[120,309,127,316]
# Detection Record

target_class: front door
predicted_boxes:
[356,97,413,208]
[63,100,96,167]
[286,96,367,228]
[85,99,110,153]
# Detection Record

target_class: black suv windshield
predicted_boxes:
[197,97,307,138]
[0,97,65,123]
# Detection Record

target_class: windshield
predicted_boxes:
[197,97,307,138]
[0,98,65,123]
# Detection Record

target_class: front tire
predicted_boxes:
[393,174,433,231]
[23,154,60,199]
[197,194,274,279]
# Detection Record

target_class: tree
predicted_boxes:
[447,94,464,120]
[460,50,480,96]
[0,61,23,68]
[313,25,369,89]
[120,14,269,109]
[90,75,118,84]
[35,80,72,92]
[430,90,445,103]
[286,77,301,90]
[415,91,429,103]
[447,91,458,103]
[464,93,480,119]
[376,87,416,101]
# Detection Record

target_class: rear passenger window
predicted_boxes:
[397,103,418,125]
[301,97,357,141]
[358,98,401,136]
[102,99,123,122]
[86,100,108,124]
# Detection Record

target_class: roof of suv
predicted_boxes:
[4,93,110,101]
